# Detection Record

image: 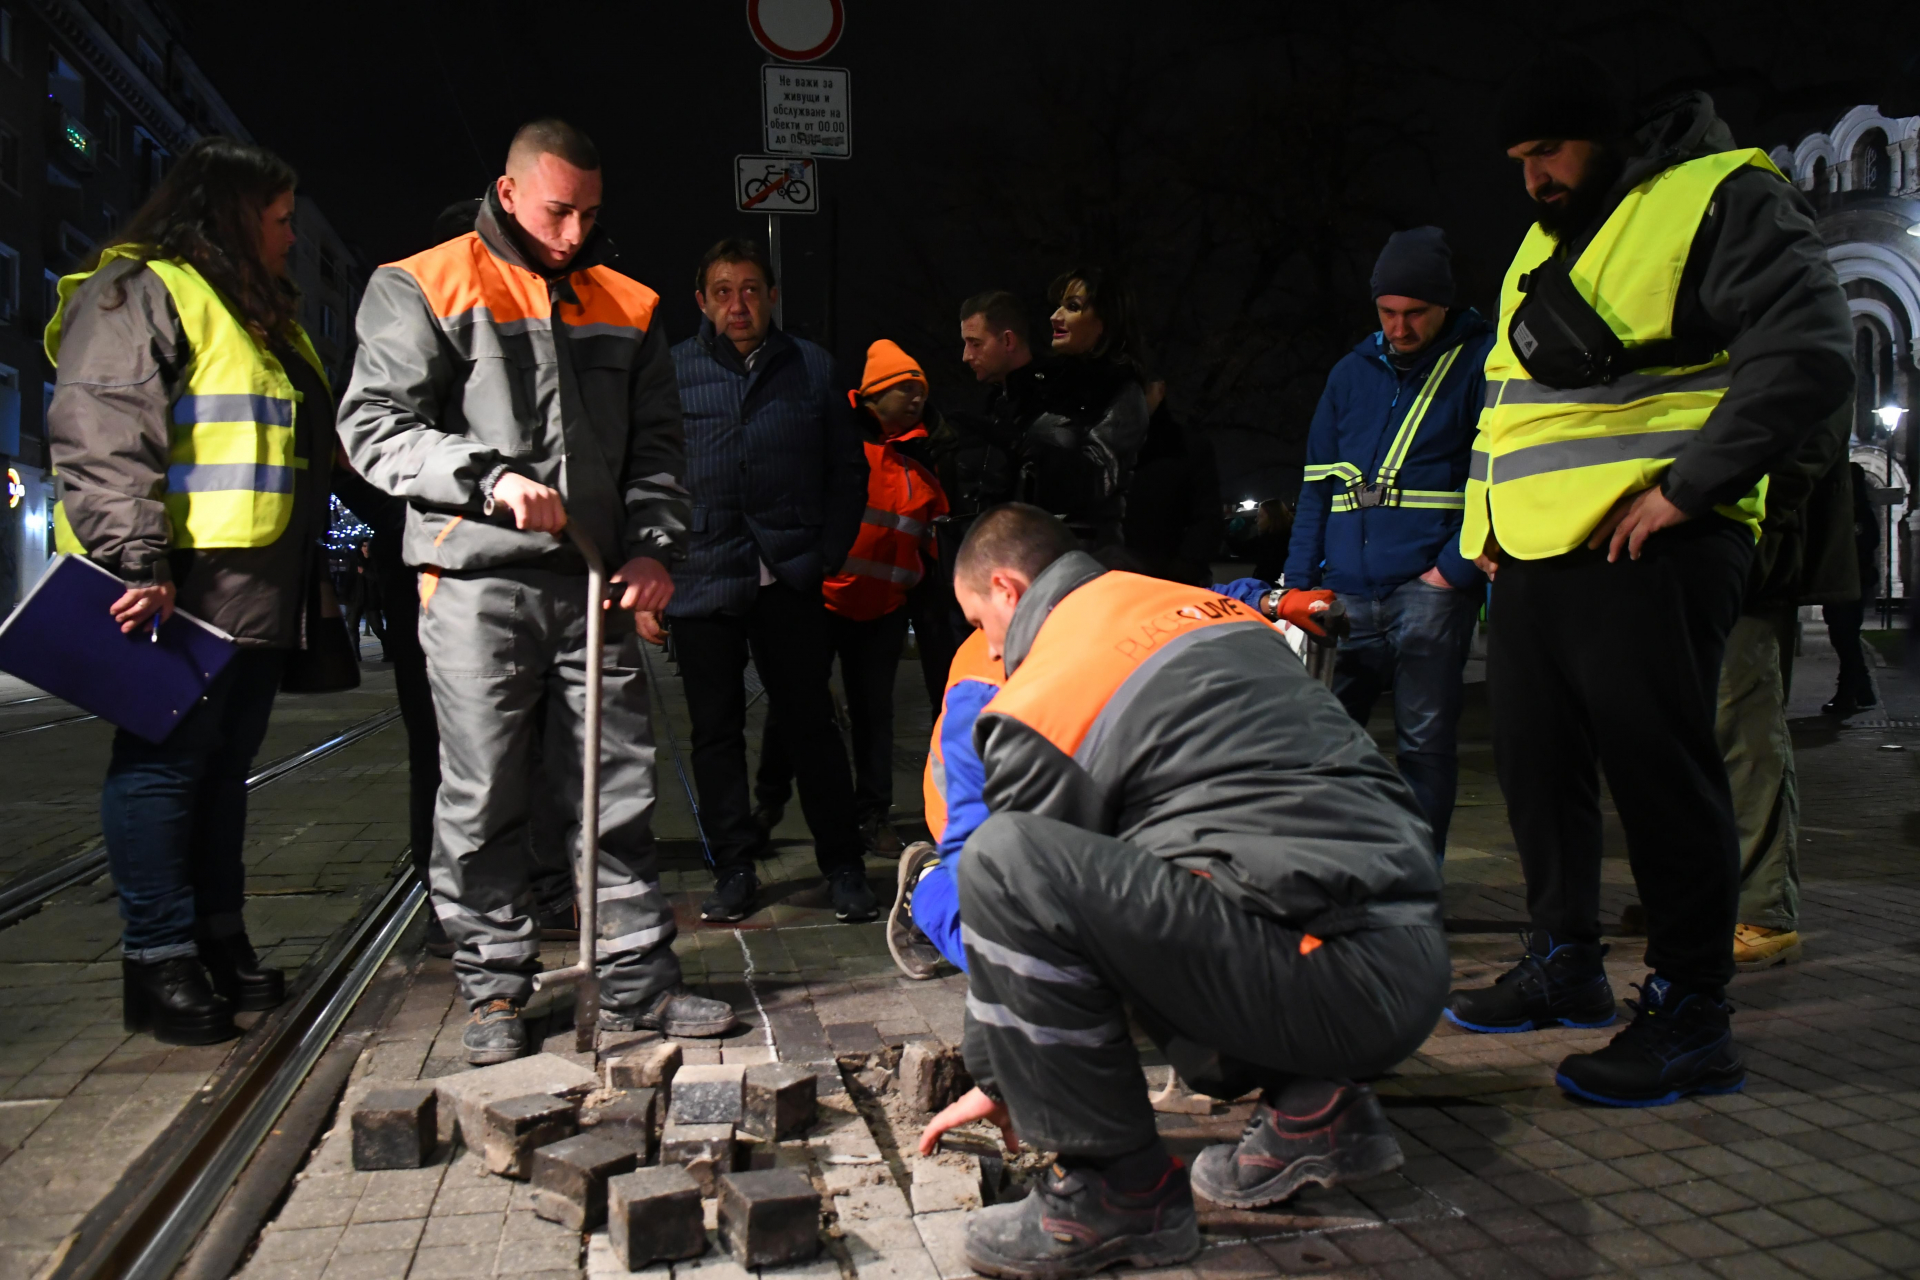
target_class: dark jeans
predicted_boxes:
[758,606,910,822]
[674,581,863,877]
[101,649,285,959]
[1489,517,1751,993]
[1333,577,1479,857]
[906,565,960,709]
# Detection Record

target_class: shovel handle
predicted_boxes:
[533,527,604,1055]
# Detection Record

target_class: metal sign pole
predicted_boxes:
[767,211,784,330]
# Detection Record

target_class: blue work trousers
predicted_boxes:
[100,649,284,959]
[1333,577,1478,858]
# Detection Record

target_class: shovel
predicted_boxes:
[531,524,606,1055]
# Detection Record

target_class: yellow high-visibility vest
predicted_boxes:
[45,246,328,553]
[1460,149,1781,561]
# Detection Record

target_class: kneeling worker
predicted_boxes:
[917,504,1447,1280]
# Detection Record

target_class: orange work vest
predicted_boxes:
[822,426,949,621]
[922,629,1004,842]
[981,571,1266,760]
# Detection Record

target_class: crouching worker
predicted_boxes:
[917,504,1448,1279]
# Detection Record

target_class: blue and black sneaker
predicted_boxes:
[1444,935,1616,1033]
[1555,977,1745,1108]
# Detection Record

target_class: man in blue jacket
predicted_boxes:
[668,239,874,923]
[1280,228,1492,858]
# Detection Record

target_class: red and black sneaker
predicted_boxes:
[1190,1079,1402,1208]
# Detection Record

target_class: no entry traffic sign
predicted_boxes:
[746,0,844,63]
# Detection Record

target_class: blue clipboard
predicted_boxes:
[0,554,238,744]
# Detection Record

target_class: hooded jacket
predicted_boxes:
[1285,308,1493,596]
[338,191,688,574]
[1548,92,1853,520]
[973,552,1442,935]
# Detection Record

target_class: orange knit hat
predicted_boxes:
[854,339,927,400]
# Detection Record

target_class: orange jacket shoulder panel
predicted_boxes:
[387,233,547,326]
[985,572,1262,759]
[569,266,660,333]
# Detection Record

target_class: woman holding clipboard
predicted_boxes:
[46,138,334,1045]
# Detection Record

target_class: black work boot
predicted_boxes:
[196,927,287,1012]
[963,1145,1199,1280]
[1555,976,1745,1107]
[1444,935,1616,1033]
[1190,1080,1402,1208]
[601,986,739,1038]
[123,956,240,1045]
[462,999,528,1065]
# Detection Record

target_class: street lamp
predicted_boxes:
[1874,405,1907,429]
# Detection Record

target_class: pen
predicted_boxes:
[150,613,160,644]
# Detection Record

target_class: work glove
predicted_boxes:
[1274,588,1338,636]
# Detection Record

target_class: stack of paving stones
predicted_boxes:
[347,1048,824,1274]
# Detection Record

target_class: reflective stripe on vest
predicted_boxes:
[923,629,1002,841]
[823,435,948,621]
[46,247,328,553]
[1310,345,1467,514]
[982,572,1268,766]
[1460,149,1780,562]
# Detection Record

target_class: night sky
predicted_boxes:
[182,0,1920,497]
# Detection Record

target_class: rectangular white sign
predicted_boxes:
[761,64,850,158]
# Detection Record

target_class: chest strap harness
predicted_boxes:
[1304,345,1466,512]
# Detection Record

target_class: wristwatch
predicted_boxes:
[1258,588,1285,620]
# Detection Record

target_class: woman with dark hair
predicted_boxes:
[46,137,333,1044]
[1014,266,1150,548]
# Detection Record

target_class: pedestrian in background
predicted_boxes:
[757,340,950,857]
[1822,461,1881,714]
[1016,268,1150,549]
[47,137,323,1044]
[668,238,875,925]
[1714,401,1855,974]
[1278,227,1492,858]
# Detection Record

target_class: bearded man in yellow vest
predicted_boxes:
[1444,57,1853,1107]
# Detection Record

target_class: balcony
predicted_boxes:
[47,106,96,173]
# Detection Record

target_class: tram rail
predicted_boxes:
[1,699,419,1280]
[0,706,405,928]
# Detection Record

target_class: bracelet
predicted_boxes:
[478,463,510,516]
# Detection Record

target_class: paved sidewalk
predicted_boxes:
[0,672,413,1278]
[229,629,1920,1279]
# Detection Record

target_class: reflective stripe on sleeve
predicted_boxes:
[961,924,1100,986]
[862,506,925,537]
[965,993,1126,1048]
[840,556,919,584]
